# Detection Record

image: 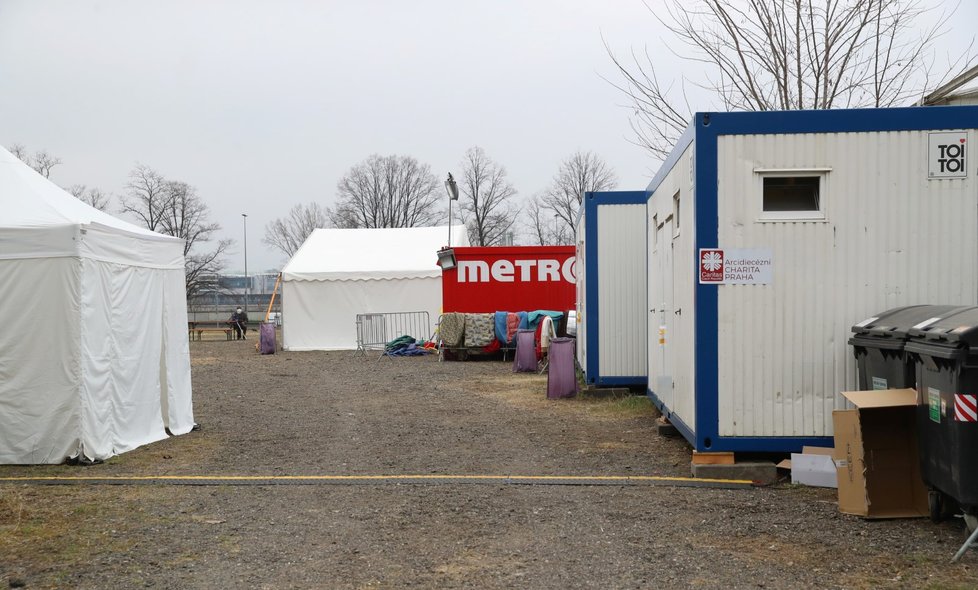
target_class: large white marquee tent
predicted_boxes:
[0,147,195,464]
[281,226,468,350]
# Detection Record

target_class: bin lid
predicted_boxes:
[906,306,978,346]
[849,305,973,346]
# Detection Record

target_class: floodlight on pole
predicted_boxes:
[242,213,249,315]
[445,172,459,246]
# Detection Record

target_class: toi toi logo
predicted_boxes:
[936,139,966,174]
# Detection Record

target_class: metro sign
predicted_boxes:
[458,258,576,283]
[441,246,577,314]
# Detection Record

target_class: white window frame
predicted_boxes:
[672,190,681,239]
[651,213,659,252]
[755,167,831,222]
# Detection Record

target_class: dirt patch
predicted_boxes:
[1,341,976,588]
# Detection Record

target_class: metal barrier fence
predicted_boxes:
[355,311,431,357]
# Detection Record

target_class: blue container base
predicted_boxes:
[647,389,834,453]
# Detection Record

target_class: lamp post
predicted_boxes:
[554,213,559,245]
[445,173,459,245]
[242,213,248,315]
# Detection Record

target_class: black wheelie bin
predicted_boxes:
[904,306,978,529]
[849,305,972,391]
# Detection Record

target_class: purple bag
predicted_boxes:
[546,337,577,399]
[259,322,276,355]
[513,329,537,372]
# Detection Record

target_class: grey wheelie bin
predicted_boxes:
[904,306,978,529]
[849,305,971,391]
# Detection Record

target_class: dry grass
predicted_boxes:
[191,356,221,366]
[468,373,657,422]
[0,486,149,574]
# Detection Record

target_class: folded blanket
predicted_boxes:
[438,312,465,347]
[387,343,426,356]
[540,316,555,350]
[494,311,509,344]
[464,313,495,348]
[505,312,520,345]
[527,310,564,330]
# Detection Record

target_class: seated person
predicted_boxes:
[229,307,249,340]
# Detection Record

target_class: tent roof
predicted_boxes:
[0,146,178,242]
[0,146,184,268]
[282,225,468,280]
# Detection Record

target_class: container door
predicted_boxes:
[651,216,675,406]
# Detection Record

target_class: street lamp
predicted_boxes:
[445,173,459,246]
[242,213,248,315]
[437,173,461,271]
[554,213,560,245]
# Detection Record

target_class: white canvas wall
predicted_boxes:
[282,276,441,351]
[0,245,194,464]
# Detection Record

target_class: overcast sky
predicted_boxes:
[1,1,974,272]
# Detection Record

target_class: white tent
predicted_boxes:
[0,147,195,464]
[281,226,468,350]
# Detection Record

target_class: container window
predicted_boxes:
[672,191,681,238]
[760,174,825,220]
[651,214,658,251]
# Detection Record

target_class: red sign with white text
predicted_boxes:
[440,246,576,313]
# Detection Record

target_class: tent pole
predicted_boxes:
[264,273,282,323]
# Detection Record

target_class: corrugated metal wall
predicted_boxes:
[647,143,697,423]
[596,204,647,377]
[716,130,978,438]
[575,214,587,369]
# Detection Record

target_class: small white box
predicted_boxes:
[790,446,837,488]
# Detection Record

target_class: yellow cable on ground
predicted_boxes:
[0,473,754,487]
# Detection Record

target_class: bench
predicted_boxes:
[189,326,233,341]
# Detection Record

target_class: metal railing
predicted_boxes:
[355,311,431,357]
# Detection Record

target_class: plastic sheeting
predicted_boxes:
[513,329,537,373]
[547,338,578,399]
[260,323,276,355]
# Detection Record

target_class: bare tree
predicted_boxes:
[120,164,171,231]
[67,184,111,212]
[608,0,976,158]
[328,154,443,228]
[524,194,564,246]
[7,144,28,162]
[7,144,62,178]
[159,180,232,299]
[121,165,231,299]
[456,147,519,246]
[263,202,328,257]
[541,151,617,242]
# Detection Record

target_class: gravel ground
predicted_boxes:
[1,338,976,589]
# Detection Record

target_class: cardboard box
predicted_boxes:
[789,446,837,488]
[832,389,928,518]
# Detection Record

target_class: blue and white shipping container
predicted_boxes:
[646,106,978,453]
[574,191,648,388]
